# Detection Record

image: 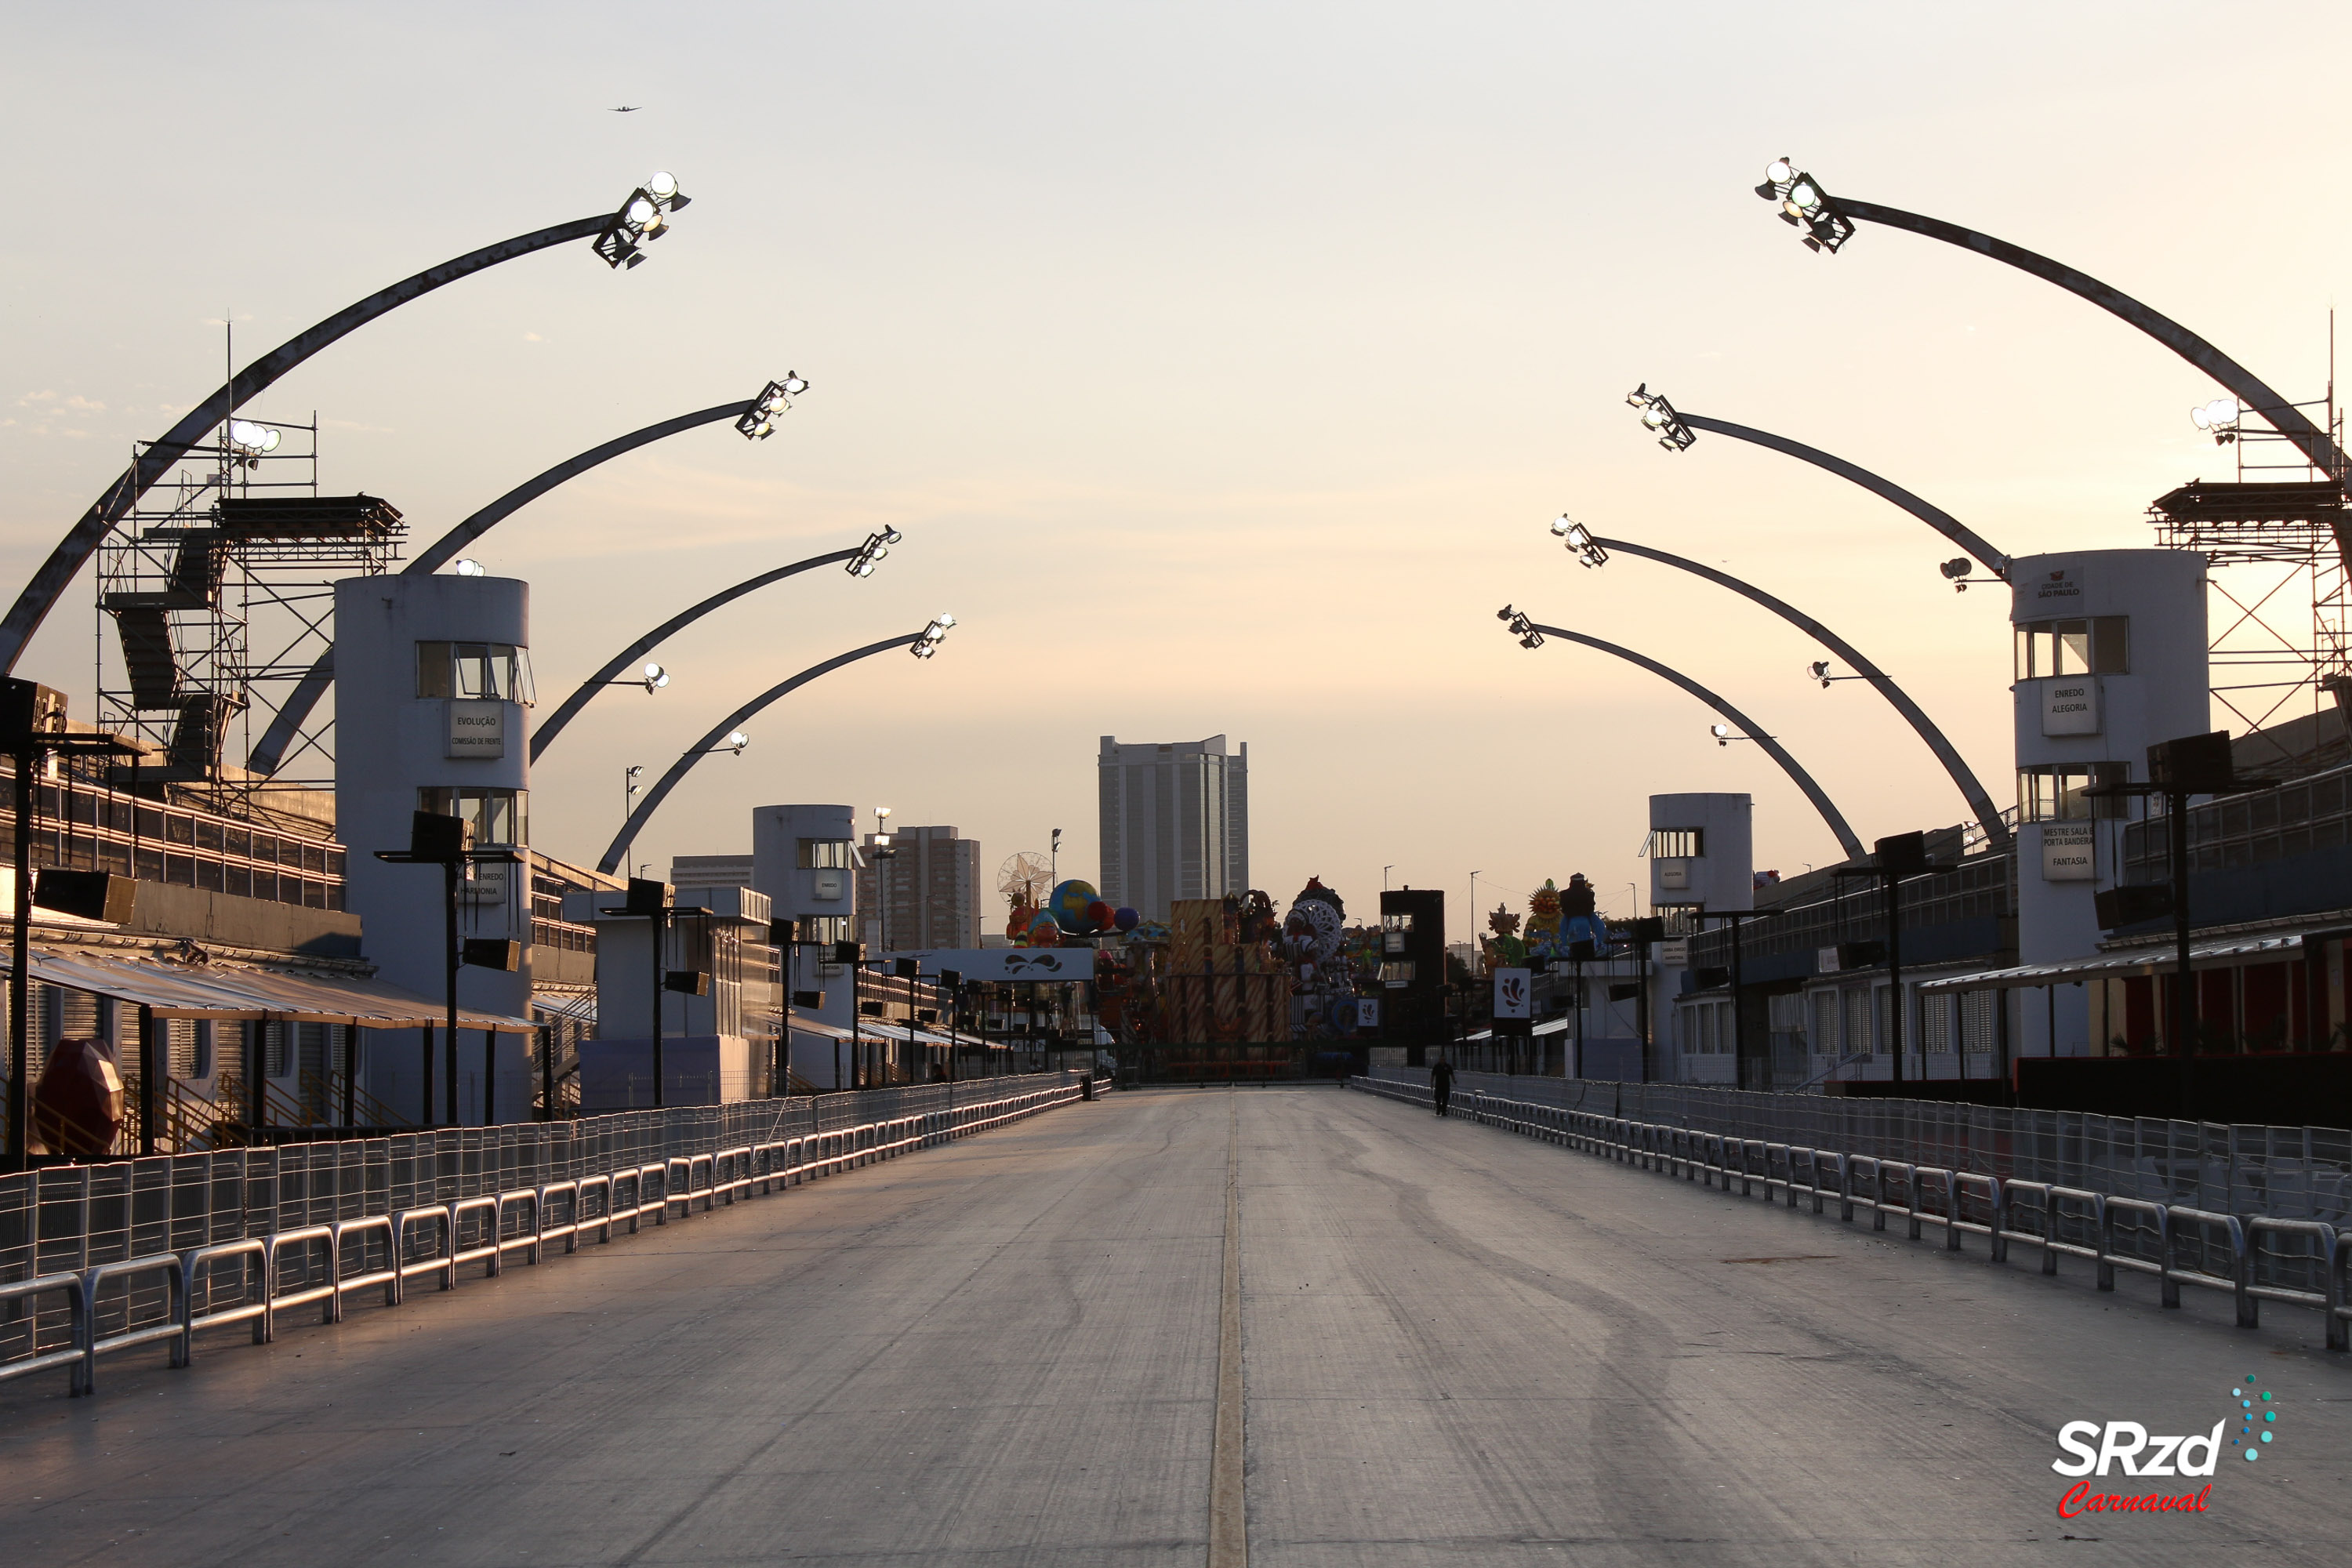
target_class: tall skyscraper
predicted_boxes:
[856,824,982,952]
[1097,735,1249,920]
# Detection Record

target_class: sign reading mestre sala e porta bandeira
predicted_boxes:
[447,699,506,760]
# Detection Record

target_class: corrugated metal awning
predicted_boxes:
[1918,932,2311,993]
[2,946,535,1029]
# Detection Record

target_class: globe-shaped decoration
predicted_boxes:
[1047,879,1101,933]
[1113,906,1141,932]
[1027,912,1064,947]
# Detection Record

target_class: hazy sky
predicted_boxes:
[5,3,2347,942]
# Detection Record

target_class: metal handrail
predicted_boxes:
[0,1271,90,1393]
[183,1239,270,1353]
[77,1253,188,1395]
[1345,1074,2343,1350]
[5,1076,1097,1399]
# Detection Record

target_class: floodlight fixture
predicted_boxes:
[2190,396,2243,444]
[224,419,281,458]
[913,612,955,656]
[1809,661,1831,686]
[594,171,691,270]
[1711,723,1737,746]
[1938,557,1976,592]
[848,525,902,578]
[1551,513,1609,567]
[1623,384,1696,452]
[695,729,750,757]
[1752,157,1855,253]
[452,557,486,577]
[1496,604,1543,646]
[737,372,811,439]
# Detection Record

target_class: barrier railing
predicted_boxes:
[1355,1075,2348,1353]
[1,1076,1105,1397]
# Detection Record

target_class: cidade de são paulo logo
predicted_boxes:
[2049,1376,2285,1517]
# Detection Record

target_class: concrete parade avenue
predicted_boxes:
[2,1084,2346,1566]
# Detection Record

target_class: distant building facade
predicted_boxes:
[1097,734,1250,920]
[857,825,982,952]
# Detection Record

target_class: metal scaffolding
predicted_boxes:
[94,411,404,814]
[2150,381,2350,765]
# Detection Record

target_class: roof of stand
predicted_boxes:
[2,946,535,1029]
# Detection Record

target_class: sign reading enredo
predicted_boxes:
[2041,677,2100,736]
[1655,858,1691,891]
[2042,821,2096,881]
[2031,566,2084,608]
[1493,966,1532,1019]
[447,699,506,760]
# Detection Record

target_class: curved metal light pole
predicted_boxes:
[530,544,873,764]
[1578,531,2008,846]
[1498,608,1864,858]
[1754,159,2349,482]
[0,180,688,675]
[247,379,809,776]
[1624,388,2009,580]
[598,622,949,875]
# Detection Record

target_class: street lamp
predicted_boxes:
[250,375,817,775]
[1620,383,2009,581]
[1747,157,2349,484]
[1567,527,2009,844]
[1623,385,1697,451]
[1550,514,1608,568]
[736,374,810,440]
[597,625,953,875]
[3,180,681,675]
[603,662,670,693]
[1499,610,1864,858]
[529,539,880,764]
[848,528,902,578]
[593,171,691,270]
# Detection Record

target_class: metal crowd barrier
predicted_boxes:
[1352,1075,2350,1352]
[2,1077,1104,1399]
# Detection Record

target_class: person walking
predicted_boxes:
[1430,1054,1454,1117]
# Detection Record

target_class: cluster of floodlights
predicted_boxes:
[1550,514,1608,568]
[2190,397,2245,443]
[847,526,901,578]
[1753,158,1853,253]
[594,172,691,270]
[630,662,670,692]
[452,558,486,577]
[912,613,956,659]
[1494,605,1544,649]
[1710,723,1759,746]
[223,419,282,468]
[702,729,750,757]
[737,374,811,441]
[1624,384,1695,452]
